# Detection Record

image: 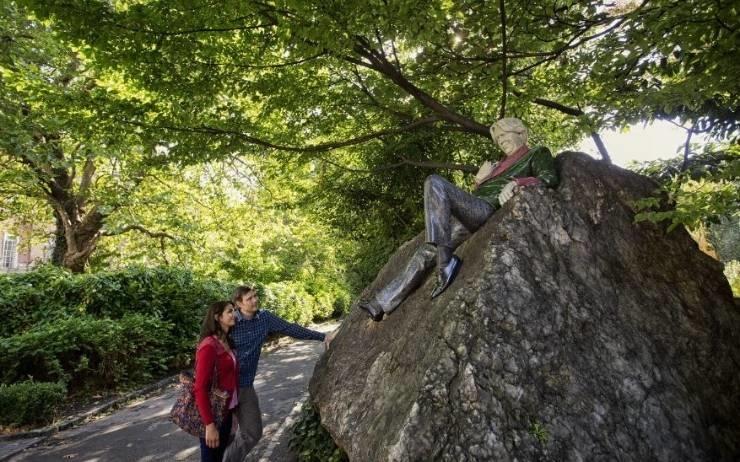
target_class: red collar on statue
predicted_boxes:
[487,144,530,180]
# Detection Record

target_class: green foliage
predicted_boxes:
[81,155,360,318]
[630,143,739,295]
[263,280,347,325]
[633,178,738,232]
[0,314,172,390]
[0,266,232,393]
[631,142,739,231]
[0,265,230,339]
[289,403,348,462]
[529,420,550,445]
[12,0,736,292]
[0,380,66,427]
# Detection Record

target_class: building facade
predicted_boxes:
[0,224,52,273]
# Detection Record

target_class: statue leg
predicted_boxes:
[365,220,471,317]
[424,174,495,298]
[424,174,494,251]
[359,175,493,319]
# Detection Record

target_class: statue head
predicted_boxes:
[490,118,528,156]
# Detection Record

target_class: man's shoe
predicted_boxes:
[431,255,462,299]
[358,301,384,322]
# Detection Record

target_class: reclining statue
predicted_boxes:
[359,117,559,321]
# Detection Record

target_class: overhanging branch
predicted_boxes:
[120,116,442,153]
[318,155,477,174]
[351,38,491,137]
[515,92,612,163]
[103,224,177,240]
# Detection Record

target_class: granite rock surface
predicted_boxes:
[310,152,740,461]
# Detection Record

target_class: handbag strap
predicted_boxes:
[194,335,222,391]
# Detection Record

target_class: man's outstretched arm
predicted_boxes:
[265,311,326,341]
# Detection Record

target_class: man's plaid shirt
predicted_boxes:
[230,309,325,388]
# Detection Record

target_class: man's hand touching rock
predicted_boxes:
[324,330,337,351]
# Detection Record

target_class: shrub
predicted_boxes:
[263,280,346,325]
[0,265,231,339]
[0,314,173,390]
[0,381,66,427]
[289,403,347,462]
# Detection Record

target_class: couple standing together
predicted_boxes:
[193,286,335,462]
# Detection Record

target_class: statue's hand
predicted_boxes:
[498,180,519,205]
[474,161,495,186]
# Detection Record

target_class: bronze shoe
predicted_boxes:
[358,300,384,322]
[431,256,462,299]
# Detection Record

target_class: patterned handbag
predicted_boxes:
[169,340,229,437]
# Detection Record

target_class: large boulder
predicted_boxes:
[309,152,740,461]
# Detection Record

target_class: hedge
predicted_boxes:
[0,381,66,427]
[0,314,173,390]
[0,265,232,339]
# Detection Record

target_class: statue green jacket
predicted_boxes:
[473,145,559,207]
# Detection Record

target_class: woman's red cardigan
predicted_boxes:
[194,336,239,426]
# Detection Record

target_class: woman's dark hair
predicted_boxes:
[200,300,235,348]
[231,285,254,304]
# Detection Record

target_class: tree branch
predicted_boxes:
[397,155,478,173]
[351,39,490,137]
[515,92,612,162]
[102,224,177,240]
[319,155,477,174]
[590,132,612,164]
[109,19,277,37]
[193,52,326,69]
[349,67,413,120]
[120,116,442,153]
[77,154,96,202]
[530,97,584,116]
[681,126,694,172]
[508,3,647,76]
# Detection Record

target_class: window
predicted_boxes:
[2,235,18,269]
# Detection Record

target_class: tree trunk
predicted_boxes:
[50,212,67,267]
[48,197,105,274]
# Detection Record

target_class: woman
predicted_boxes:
[195,301,239,462]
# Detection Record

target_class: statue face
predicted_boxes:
[491,118,528,156]
[492,128,527,156]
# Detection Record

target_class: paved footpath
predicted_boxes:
[7,323,337,462]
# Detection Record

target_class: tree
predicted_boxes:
[20,1,738,166]
[89,156,358,320]
[0,4,170,271]
[631,141,739,231]
[9,0,738,272]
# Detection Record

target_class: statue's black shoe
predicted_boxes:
[431,256,462,299]
[358,301,384,322]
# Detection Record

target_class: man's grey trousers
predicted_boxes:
[366,174,495,314]
[224,386,262,462]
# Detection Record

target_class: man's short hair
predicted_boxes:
[232,285,254,303]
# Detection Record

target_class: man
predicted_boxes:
[359,117,558,321]
[224,285,334,461]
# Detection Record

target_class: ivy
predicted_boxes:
[289,403,348,462]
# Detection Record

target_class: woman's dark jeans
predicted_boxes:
[199,414,233,462]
